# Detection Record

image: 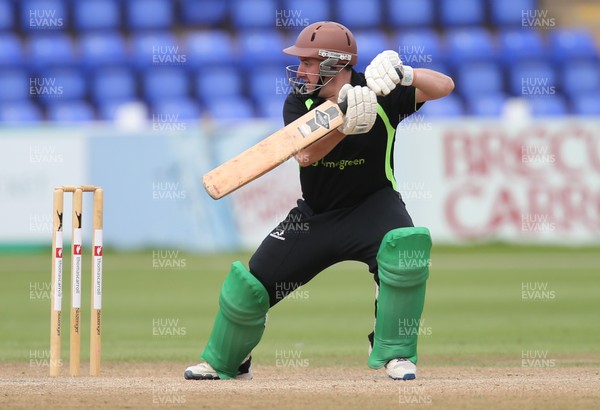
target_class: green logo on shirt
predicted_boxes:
[312,158,366,170]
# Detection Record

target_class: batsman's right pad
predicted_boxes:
[368,227,432,369]
[201,261,269,379]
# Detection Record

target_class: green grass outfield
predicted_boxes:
[1,245,598,368]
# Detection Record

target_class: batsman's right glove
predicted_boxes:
[337,84,378,135]
[365,50,414,96]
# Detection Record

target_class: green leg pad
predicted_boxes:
[201,261,270,379]
[368,227,432,369]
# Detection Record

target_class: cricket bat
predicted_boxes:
[202,100,347,199]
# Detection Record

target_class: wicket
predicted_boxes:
[50,185,103,376]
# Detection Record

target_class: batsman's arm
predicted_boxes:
[295,129,346,167]
[412,68,454,103]
[366,50,454,102]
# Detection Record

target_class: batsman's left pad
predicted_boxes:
[201,262,270,379]
[368,227,431,369]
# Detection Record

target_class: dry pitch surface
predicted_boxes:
[1,362,599,409]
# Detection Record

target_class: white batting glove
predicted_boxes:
[365,50,414,96]
[337,84,378,135]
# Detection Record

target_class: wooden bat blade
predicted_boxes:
[203,100,345,199]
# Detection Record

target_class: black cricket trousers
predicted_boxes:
[249,187,414,307]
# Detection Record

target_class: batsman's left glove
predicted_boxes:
[365,50,414,96]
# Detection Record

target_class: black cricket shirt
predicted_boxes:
[283,69,422,214]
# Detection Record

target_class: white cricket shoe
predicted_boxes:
[385,358,416,380]
[184,357,252,380]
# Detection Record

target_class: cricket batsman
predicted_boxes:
[185,21,454,380]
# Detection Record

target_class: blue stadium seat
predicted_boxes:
[548,29,599,63]
[387,0,434,27]
[237,31,290,67]
[126,0,173,31]
[180,0,228,26]
[248,66,289,101]
[525,95,567,117]
[0,34,24,68]
[27,33,77,69]
[195,67,242,104]
[509,61,557,97]
[446,28,497,67]
[143,68,189,104]
[282,0,331,25]
[0,69,31,102]
[74,0,120,31]
[21,0,67,32]
[47,101,96,122]
[456,63,504,98]
[490,0,538,26]
[152,98,201,120]
[418,94,464,117]
[439,0,485,26]
[98,99,145,121]
[498,29,546,65]
[466,93,508,117]
[91,67,137,103]
[206,97,254,120]
[231,0,277,29]
[572,92,600,116]
[80,33,128,68]
[32,67,86,102]
[0,0,14,31]
[256,94,286,121]
[336,0,382,29]
[184,31,236,68]
[394,29,445,68]
[130,32,180,68]
[0,101,43,123]
[353,31,390,72]
[562,61,600,98]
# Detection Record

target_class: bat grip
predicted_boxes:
[338,100,348,114]
[396,67,404,81]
